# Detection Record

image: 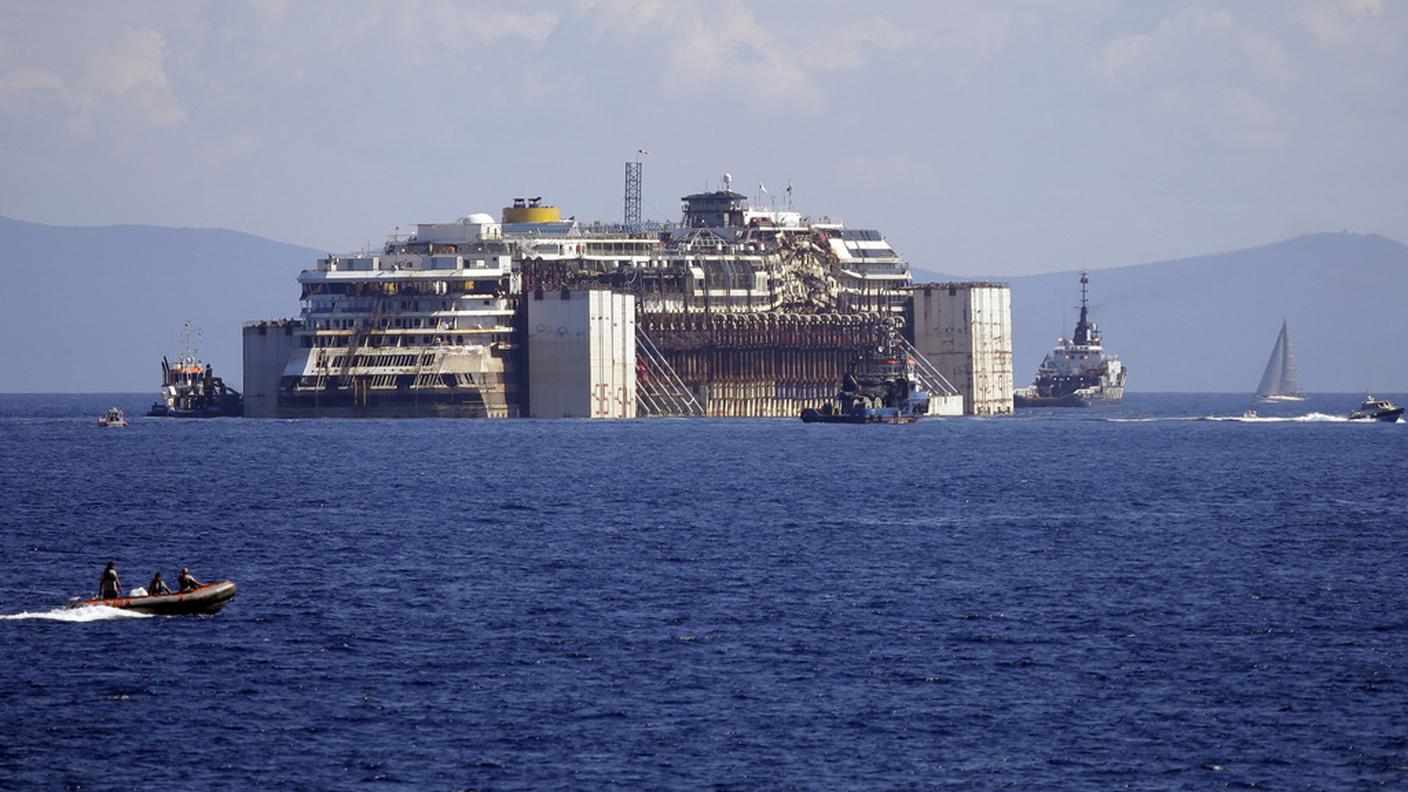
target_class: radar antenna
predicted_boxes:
[180,320,202,364]
[1073,271,1092,345]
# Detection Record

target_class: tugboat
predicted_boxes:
[97,407,128,427]
[1348,394,1403,423]
[147,323,243,418]
[801,357,931,424]
[1014,272,1126,408]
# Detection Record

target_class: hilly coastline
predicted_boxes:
[0,215,317,393]
[2,215,1403,393]
[911,232,1408,393]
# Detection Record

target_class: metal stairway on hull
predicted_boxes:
[635,328,705,417]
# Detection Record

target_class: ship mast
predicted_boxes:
[180,320,202,366]
[1073,271,1092,345]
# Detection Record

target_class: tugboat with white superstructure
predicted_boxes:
[1014,272,1126,408]
[147,322,243,418]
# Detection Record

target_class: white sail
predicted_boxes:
[1257,320,1303,400]
[1277,323,1300,396]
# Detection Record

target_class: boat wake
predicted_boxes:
[1109,413,1353,424]
[1210,412,1350,423]
[0,605,153,622]
[1106,416,1201,423]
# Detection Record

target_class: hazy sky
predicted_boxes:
[1,0,1404,276]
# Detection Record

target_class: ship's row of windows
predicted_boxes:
[839,229,884,241]
[303,334,487,348]
[314,316,486,330]
[582,241,657,254]
[296,373,473,389]
[309,298,496,312]
[313,353,437,369]
[392,242,499,254]
[302,281,504,297]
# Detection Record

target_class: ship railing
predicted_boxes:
[635,328,704,417]
[896,337,960,397]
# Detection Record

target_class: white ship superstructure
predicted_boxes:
[245,175,1015,419]
[280,213,519,417]
[507,185,959,417]
[518,190,913,316]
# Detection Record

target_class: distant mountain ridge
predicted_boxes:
[911,232,1408,392]
[0,214,317,392]
[1,216,1403,392]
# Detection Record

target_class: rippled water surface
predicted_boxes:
[2,393,1406,789]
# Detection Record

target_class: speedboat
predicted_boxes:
[1348,394,1404,423]
[1242,408,1258,419]
[68,580,238,615]
[98,407,128,427]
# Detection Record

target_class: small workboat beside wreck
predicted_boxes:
[801,358,931,424]
[69,580,238,616]
[97,407,128,428]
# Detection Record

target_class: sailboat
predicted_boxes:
[1256,319,1306,402]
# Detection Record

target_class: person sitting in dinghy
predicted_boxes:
[147,571,172,595]
[178,568,203,592]
[99,561,121,599]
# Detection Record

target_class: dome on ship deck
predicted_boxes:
[463,213,495,224]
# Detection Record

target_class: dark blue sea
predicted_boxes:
[2,393,1406,790]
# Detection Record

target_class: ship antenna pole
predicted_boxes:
[1075,270,1091,345]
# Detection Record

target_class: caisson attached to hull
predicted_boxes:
[243,175,1020,419]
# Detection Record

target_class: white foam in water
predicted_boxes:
[0,605,152,622]
[1213,412,1351,422]
[1112,412,1355,424]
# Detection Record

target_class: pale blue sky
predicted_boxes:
[1,0,1403,275]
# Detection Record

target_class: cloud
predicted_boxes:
[1093,8,1236,80]
[573,0,669,35]
[1300,0,1385,46]
[84,28,188,127]
[579,3,792,97]
[0,25,188,135]
[247,0,292,22]
[1240,33,1293,82]
[398,1,558,48]
[1345,0,1384,15]
[1087,7,1296,151]
[334,1,558,54]
[0,67,73,111]
[193,1,560,83]
[798,18,915,73]
[576,0,883,106]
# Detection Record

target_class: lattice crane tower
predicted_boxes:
[624,149,646,229]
